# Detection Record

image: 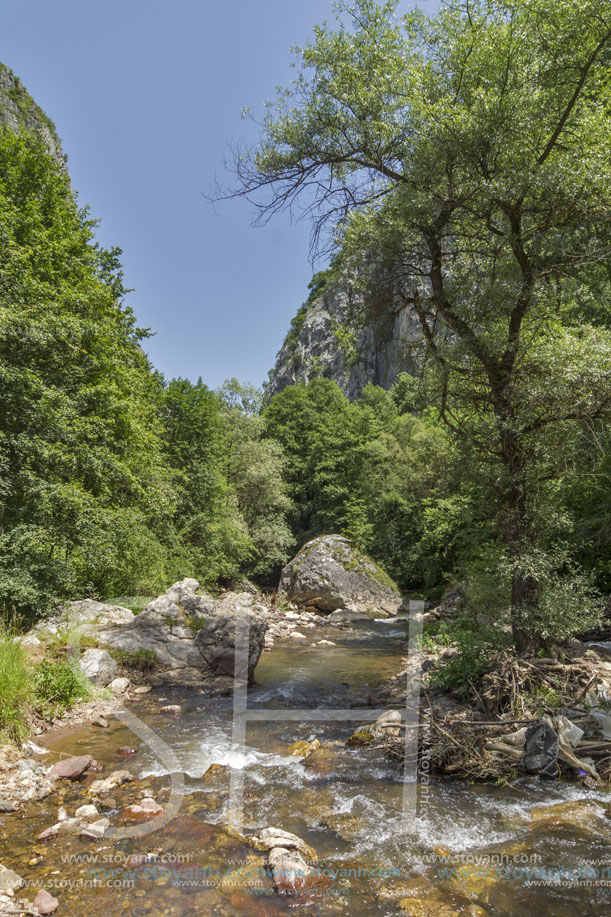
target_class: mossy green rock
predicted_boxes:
[279,534,400,616]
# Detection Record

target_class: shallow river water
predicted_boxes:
[1,619,610,915]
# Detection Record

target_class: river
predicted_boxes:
[2,618,610,915]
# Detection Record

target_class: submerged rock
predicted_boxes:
[279,535,400,616]
[286,739,320,759]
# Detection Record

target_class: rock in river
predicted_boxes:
[279,535,401,616]
[96,579,268,687]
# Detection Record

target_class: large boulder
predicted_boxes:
[97,579,268,687]
[278,535,401,617]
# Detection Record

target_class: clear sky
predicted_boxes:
[1,0,437,389]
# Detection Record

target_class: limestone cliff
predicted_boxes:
[267,272,422,400]
[0,63,66,169]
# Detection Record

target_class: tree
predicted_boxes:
[217,380,294,580]
[0,129,173,615]
[225,0,611,650]
[162,378,252,584]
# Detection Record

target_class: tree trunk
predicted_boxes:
[510,570,540,655]
[497,408,541,655]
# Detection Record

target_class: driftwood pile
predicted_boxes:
[380,649,611,784]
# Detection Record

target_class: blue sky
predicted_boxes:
[1,0,437,389]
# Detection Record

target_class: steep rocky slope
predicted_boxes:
[0,62,66,168]
[267,273,421,399]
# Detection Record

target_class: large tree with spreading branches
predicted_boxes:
[223,0,611,651]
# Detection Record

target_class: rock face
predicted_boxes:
[97,579,268,686]
[279,535,401,617]
[267,276,422,400]
[0,63,66,170]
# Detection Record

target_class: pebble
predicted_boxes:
[80,817,110,839]
[75,804,99,820]
[109,676,131,694]
[33,889,59,914]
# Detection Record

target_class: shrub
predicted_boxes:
[108,647,157,674]
[32,656,91,716]
[433,624,510,692]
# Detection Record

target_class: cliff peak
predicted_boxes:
[0,63,66,169]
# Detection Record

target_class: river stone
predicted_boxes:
[80,817,110,839]
[279,535,400,616]
[79,648,118,687]
[327,609,371,624]
[123,797,164,817]
[0,798,17,813]
[75,804,99,820]
[88,769,133,796]
[109,676,131,694]
[33,889,59,915]
[253,827,316,860]
[36,824,60,841]
[96,579,267,686]
[348,709,402,745]
[267,847,330,895]
[49,754,94,780]
[286,739,320,758]
[0,865,24,895]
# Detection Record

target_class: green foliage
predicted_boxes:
[505,548,605,642]
[0,624,33,742]
[108,647,157,674]
[0,129,293,619]
[186,614,207,634]
[265,378,460,592]
[0,128,174,618]
[32,655,91,716]
[109,596,155,615]
[434,624,510,692]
